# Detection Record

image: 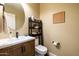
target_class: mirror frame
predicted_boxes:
[0,3,5,32]
[4,3,25,30]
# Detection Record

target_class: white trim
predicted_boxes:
[48,52,57,56]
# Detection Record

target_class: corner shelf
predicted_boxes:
[28,17,43,45]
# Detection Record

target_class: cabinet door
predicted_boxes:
[22,40,35,56]
[0,44,22,56]
[9,44,22,56]
[0,47,11,56]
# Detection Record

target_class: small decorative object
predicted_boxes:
[53,11,65,24]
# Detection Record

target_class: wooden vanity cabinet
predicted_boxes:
[0,40,35,56]
[22,40,35,56]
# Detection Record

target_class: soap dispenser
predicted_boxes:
[16,32,19,38]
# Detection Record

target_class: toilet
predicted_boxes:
[35,39,47,56]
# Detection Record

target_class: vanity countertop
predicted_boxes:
[0,36,35,49]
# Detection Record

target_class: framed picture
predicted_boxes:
[53,11,65,24]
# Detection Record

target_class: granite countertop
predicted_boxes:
[0,36,35,49]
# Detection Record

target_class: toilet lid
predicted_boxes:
[35,45,47,52]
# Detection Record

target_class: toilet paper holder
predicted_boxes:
[52,41,60,47]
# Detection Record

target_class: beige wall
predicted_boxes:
[40,3,79,56]
[0,3,40,39]
[0,3,79,56]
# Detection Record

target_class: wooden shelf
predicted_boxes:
[28,17,43,45]
[29,33,42,36]
[29,26,41,29]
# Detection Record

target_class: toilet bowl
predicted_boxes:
[35,45,47,56]
[35,39,47,56]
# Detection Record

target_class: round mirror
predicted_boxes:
[4,3,25,30]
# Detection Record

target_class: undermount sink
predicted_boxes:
[9,36,35,43]
[8,36,28,43]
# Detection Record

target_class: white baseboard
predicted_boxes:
[48,52,57,56]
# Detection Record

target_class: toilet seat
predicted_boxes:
[35,45,47,55]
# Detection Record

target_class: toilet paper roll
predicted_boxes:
[52,41,60,46]
[53,42,57,46]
